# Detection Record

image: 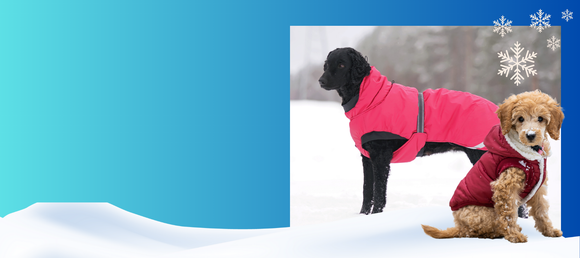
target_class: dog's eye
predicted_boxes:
[518,117,524,122]
[538,117,544,122]
[339,64,345,68]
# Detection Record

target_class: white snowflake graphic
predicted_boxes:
[562,9,573,22]
[493,16,512,37]
[498,41,538,86]
[547,36,561,51]
[530,9,551,32]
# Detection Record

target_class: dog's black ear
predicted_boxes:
[496,95,518,135]
[547,97,564,140]
[347,48,371,84]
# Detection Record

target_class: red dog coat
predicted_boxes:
[450,125,547,211]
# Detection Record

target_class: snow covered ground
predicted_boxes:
[0,100,577,258]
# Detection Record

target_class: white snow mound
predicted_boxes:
[0,203,577,258]
[0,203,280,258]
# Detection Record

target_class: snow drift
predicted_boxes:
[0,203,577,258]
[0,203,281,258]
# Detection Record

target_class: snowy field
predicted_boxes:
[0,100,577,258]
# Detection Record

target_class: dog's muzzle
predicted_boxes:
[318,77,327,87]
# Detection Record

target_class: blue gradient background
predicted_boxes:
[0,0,578,235]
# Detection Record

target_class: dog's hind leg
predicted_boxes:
[527,184,563,237]
[360,155,374,214]
[456,206,503,239]
[463,148,486,165]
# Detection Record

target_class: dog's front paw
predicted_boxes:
[542,228,563,237]
[371,206,383,214]
[505,232,528,243]
[360,203,372,215]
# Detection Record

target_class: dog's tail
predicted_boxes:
[421,224,460,239]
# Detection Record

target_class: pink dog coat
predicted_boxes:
[344,67,499,162]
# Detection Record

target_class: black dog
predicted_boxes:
[318,47,488,215]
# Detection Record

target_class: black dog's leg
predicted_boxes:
[365,141,395,214]
[361,155,374,214]
[422,143,486,165]
[464,148,486,165]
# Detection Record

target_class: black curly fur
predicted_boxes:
[348,49,371,86]
[319,47,486,214]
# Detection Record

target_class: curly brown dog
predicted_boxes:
[422,90,564,243]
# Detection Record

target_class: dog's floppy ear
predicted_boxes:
[496,95,518,135]
[347,48,371,84]
[546,97,564,140]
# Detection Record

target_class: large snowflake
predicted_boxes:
[498,41,538,86]
[562,9,573,22]
[493,16,512,37]
[547,36,561,51]
[530,9,551,32]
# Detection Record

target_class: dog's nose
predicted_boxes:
[526,131,536,142]
[318,78,326,87]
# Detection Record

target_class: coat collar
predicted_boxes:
[504,130,550,161]
[343,67,393,119]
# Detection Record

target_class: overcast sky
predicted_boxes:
[290,26,376,74]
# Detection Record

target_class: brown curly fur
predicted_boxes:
[422,90,564,243]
